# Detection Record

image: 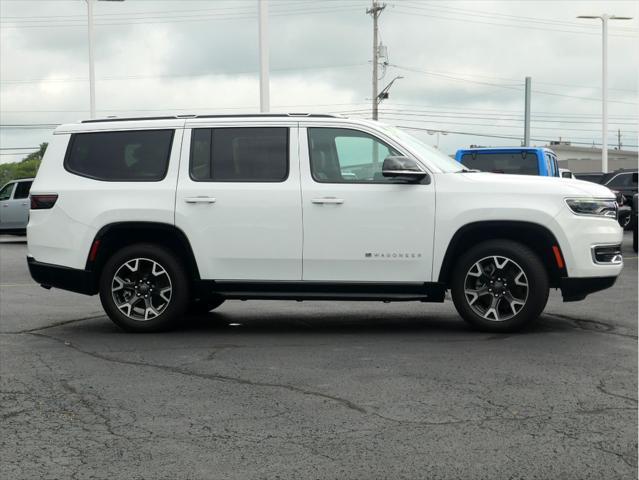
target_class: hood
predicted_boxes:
[457,172,615,198]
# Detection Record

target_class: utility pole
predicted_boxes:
[258,0,270,112]
[617,129,622,150]
[523,76,531,147]
[577,13,632,172]
[367,1,385,120]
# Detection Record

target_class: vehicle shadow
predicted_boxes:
[69,305,589,338]
[168,310,576,338]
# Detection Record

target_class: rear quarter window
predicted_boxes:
[64,129,174,181]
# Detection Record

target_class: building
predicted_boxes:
[546,141,638,173]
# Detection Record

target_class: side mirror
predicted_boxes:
[382,156,428,182]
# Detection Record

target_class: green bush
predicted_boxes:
[0,143,47,187]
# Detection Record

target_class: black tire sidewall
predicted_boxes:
[99,243,190,332]
[451,240,549,332]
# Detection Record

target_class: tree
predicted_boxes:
[0,143,47,187]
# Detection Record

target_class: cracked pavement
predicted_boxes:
[1,234,637,479]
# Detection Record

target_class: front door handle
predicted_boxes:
[185,196,216,204]
[311,197,344,205]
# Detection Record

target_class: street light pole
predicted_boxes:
[602,15,608,172]
[577,13,632,173]
[87,0,96,119]
[258,0,270,113]
[85,0,124,119]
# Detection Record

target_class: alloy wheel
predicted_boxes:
[464,255,529,322]
[111,258,172,321]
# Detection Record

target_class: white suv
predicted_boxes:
[27,114,623,332]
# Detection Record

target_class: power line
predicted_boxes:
[0,4,365,29]
[399,1,637,32]
[0,63,367,85]
[339,107,639,123]
[347,113,636,134]
[390,4,638,38]
[396,125,638,148]
[376,103,638,118]
[390,64,638,105]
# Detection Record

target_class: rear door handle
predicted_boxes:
[311,197,344,205]
[185,196,216,204]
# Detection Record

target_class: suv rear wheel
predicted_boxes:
[451,240,549,332]
[99,243,189,332]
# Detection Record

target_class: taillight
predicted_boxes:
[30,194,58,209]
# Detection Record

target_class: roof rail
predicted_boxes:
[81,113,338,124]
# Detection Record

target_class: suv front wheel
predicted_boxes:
[451,240,549,332]
[99,243,190,332]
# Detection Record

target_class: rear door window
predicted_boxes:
[65,129,174,181]
[190,127,288,182]
[461,152,539,175]
[13,181,32,199]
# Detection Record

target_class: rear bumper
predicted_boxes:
[27,256,97,295]
[559,276,617,302]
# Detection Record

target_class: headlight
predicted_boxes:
[565,198,617,219]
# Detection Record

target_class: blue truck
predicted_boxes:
[455,147,560,177]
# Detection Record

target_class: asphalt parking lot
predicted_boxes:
[1,234,637,480]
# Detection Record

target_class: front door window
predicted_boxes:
[308,128,401,183]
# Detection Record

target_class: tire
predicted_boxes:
[619,211,632,231]
[188,296,225,314]
[99,243,190,332]
[450,240,549,333]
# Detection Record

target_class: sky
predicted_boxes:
[1,0,638,163]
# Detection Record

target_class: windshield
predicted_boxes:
[378,125,465,173]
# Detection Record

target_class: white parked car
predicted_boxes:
[0,177,34,234]
[27,114,623,332]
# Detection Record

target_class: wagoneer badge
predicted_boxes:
[365,252,422,259]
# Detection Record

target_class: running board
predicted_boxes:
[202,281,447,302]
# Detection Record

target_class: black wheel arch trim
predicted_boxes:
[437,220,567,287]
[85,221,201,286]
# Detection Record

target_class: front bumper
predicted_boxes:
[553,206,623,278]
[559,276,617,302]
[27,256,97,295]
